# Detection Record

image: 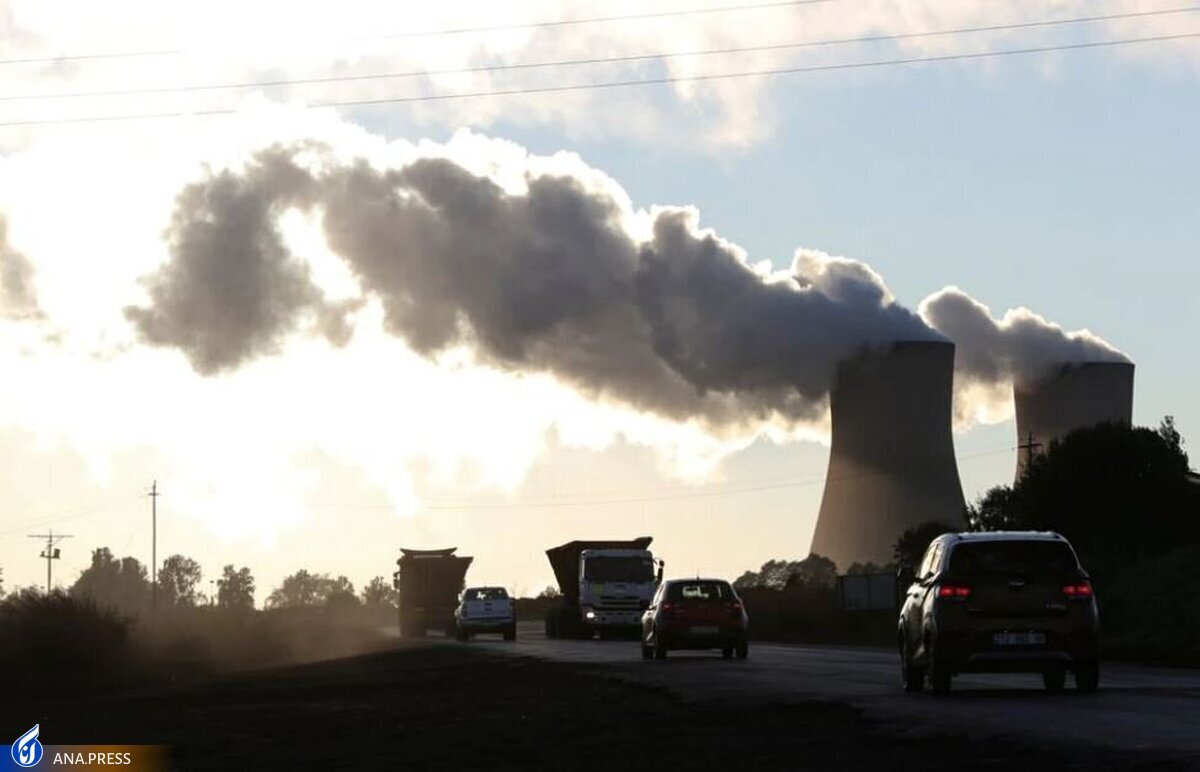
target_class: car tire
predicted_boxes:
[641,643,653,660]
[901,639,925,693]
[735,641,749,660]
[722,647,733,659]
[1074,661,1100,693]
[653,631,668,660]
[1042,668,1066,692]
[927,657,952,694]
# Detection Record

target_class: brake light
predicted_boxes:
[660,602,675,613]
[1063,582,1093,599]
[936,584,971,600]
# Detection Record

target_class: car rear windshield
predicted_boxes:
[463,588,508,601]
[948,541,1078,576]
[667,581,734,602]
[584,556,655,583]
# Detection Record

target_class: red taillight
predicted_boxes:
[726,600,743,615]
[660,602,675,613]
[936,584,971,600]
[1063,582,1093,599]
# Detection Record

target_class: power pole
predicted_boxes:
[149,481,160,607]
[1017,431,1043,477]
[28,529,72,593]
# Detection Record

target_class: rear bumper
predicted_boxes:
[660,626,747,650]
[459,618,515,632]
[932,628,1099,674]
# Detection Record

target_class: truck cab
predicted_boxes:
[544,537,661,639]
[578,548,659,629]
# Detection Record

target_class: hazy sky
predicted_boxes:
[0,1,1196,600]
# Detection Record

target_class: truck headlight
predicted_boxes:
[583,607,596,620]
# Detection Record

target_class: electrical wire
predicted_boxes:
[5,6,1196,104]
[2,30,1195,129]
[0,0,834,67]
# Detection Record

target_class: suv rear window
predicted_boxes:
[463,588,508,601]
[667,581,733,602]
[948,541,1078,575]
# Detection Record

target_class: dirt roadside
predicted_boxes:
[0,643,1186,771]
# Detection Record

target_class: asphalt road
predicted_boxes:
[463,622,1200,763]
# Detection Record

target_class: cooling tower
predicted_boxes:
[1014,361,1134,479]
[810,341,966,571]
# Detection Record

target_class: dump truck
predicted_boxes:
[544,537,661,639]
[392,547,473,638]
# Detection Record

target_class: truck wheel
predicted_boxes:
[735,641,749,660]
[544,610,558,639]
[721,647,733,660]
[504,624,517,642]
[1074,661,1100,693]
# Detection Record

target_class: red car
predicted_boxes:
[641,578,749,660]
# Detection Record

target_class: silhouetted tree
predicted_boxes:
[266,571,358,609]
[360,576,399,609]
[70,548,150,615]
[893,522,957,569]
[966,419,1198,579]
[217,565,255,610]
[536,586,561,600]
[734,554,838,590]
[157,554,202,607]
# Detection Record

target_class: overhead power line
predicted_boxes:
[6,6,1196,104]
[314,444,1016,512]
[0,0,833,67]
[2,30,1195,129]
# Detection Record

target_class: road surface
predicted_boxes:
[467,622,1200,763]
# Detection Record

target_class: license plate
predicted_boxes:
[994,632,1046,646]
[690,626,719,635]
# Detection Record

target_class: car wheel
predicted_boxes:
[653,630,668,660]
[735,641,749,660]
[901,639,924,693]
[927,657,952,694]
[1074,661,1100,692]
[641,642,653,660]
[721,647,733,659]
[1042,668,1066,692]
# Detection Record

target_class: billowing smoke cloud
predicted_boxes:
[919,286,1129,391]
[0,215,41,320]
[126,142,940,430]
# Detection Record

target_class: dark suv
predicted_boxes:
[898,531,1099,694]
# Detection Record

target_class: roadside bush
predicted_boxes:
[1100,545,1200,666]
[0,590,131,690]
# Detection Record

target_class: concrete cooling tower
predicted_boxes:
[810,340,966,571]
[1014,361,1135,479]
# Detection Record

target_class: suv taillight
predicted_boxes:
[1063,582,1093,599]
[936,584,971,600]
[726,600,743,615]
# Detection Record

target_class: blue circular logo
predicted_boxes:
[11,724,44,768]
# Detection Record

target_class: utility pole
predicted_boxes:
[1017,431,1043,478]
[28,529,72,593]
[149,480,159,607]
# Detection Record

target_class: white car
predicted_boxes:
[454,586,517,641]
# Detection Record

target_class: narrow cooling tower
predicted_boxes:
[810,341,966,571]
[1014,361,1134,479]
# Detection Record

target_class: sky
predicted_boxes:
[0,0,1196,601]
